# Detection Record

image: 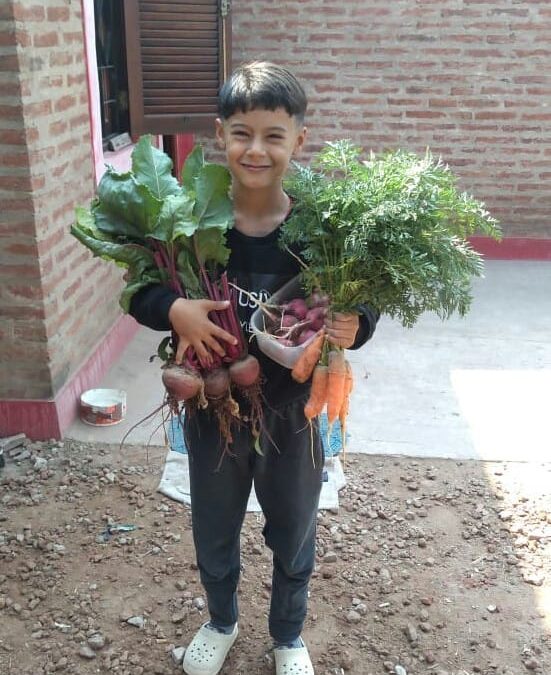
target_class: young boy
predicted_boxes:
[129,61,378,675]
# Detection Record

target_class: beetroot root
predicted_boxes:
[229,355,260,388]
[162,365,202,402]
[203,367,230,399]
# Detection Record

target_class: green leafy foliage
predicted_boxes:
[282,141,501,326]
[156,193,195,243]
[95,169,163,237]
[71,138,234,311]
[131,135,181,200]
[193,164,233,229]
[181,144,205,189]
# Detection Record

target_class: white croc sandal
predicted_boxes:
[273,643,314,675]
[182,623,238,675]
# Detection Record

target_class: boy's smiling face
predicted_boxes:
[215,107,306,191]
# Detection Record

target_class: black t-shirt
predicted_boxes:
[128,225,378,407]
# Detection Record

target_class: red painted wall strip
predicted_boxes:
[469,237,551,261]
[0,401,61,441]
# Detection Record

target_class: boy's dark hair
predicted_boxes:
[218,61,307,124]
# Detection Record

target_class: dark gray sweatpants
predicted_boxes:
[183,396,323,643]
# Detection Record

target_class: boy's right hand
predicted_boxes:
[168,298,238,366]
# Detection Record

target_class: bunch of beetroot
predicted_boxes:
[161,271,263,454]
[265,292,329,347]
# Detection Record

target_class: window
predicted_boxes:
[84,0,230,181]
[94,0,131,150]
[123,0,232,135]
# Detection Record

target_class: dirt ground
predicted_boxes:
[0,439,550,675]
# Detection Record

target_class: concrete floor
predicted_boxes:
[68,260,551,462]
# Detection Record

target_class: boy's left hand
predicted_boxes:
[325,312,359,349]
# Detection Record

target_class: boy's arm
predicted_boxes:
[128,285,180,331]
[349,304,380,350]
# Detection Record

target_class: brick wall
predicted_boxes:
[202,0,551,239]
[0,1,123,400]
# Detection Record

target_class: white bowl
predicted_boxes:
[80,388,127,426]
[250,275,316,369]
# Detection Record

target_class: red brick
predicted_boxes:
[25,100,52,117]
[521,113,551,121]
[54,241,78,264]
[462,99,500,108]
[12,320,48,342]
[62,278,81,302]
[0,29,17,47]
[474,112,517,120]
[63,31,84,45]
[445,34,479,43]
[40,75,64,89]
[54,95,77,113]
[12,3,45,21]
[6,283,43,301]
[428,99,457,108]
[52,161,69,178]
[67,73,86,87]
[47,6,71,22]
[1,305,45,320]
[0,54,20,71]
[485,35,516,44]
[66,313,85,338]
[30,174,45,190]
[0,339,49,362]
[72,287,93,311]
[5,242,38,256]
[33,32,59,48]
[518,183,547,191]
[0,264,40,281]
[0,150,29,168]
[37,228,66,256]
[0,81,23,96]
[0,103,23,118]
[513,76,549,84]
[49,52,73,67]
[0,174,31,190]
[405,111,447,119]
[49,120,68,136]
[52,200,76,222]
[56,138,76,154]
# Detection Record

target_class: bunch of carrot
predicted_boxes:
[291,331,354,456]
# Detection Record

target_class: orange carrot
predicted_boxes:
[304,364,328,420]
[342,359,353,400]
[326,349,346,425]
[291,331,325,383]
[339,360,354,452]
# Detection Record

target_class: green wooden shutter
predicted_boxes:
[123,0,231,135]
